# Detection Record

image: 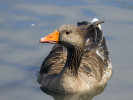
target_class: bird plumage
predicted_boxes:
[38,18,112,93]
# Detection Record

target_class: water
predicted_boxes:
[0,0,133,100]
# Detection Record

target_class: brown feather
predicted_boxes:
[38,20,112,93]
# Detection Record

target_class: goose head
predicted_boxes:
[40,25,84,49]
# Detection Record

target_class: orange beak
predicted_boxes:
[39,30,59,44]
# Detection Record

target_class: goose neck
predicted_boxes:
[62,46,84,77]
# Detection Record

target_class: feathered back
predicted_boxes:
[77,20,110,68]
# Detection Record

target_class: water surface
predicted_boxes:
[0,0,133,100]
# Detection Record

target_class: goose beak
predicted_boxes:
[39,30,59,44]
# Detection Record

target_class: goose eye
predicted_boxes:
[66,31,70,35]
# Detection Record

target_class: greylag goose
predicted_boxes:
[38,18,112,93]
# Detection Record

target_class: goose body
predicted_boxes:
[38,18,112,93]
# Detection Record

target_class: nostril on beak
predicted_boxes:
[49,36,52,38]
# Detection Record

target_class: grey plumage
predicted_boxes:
[38,19,112,93]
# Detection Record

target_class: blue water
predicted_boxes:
[0,0,133,100]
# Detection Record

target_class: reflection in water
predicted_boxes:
[40,84,106,100]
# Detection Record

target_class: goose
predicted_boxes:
[38,18,112,93]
